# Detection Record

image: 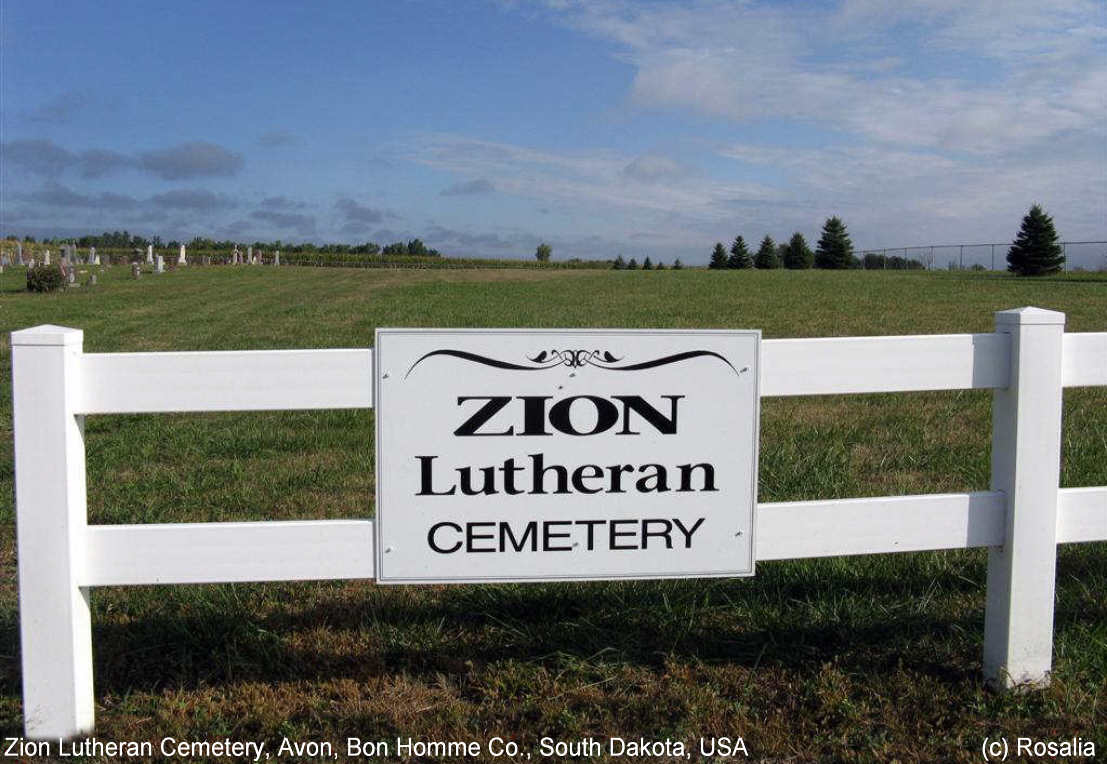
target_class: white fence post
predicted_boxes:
[983,307,1066,688]
[12,325,94,738]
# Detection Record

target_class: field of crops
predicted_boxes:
[1,265,1104,760]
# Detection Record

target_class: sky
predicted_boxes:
[2,0,1105,265]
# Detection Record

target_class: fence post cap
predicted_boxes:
[10,324,84,347]
[995,307,1066,326]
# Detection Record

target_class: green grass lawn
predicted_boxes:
[1,265,1104,761]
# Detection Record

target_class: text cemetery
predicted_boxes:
[375,330,760,583]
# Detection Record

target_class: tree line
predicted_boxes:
[6,205,1067,275]
[702,205,1066,276]
[8,231,445,258]
[611,256,684,270]
[706,217,888,270]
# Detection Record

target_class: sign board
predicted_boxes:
[374,329,760,583]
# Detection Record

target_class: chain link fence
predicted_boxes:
[856,241,1107,271]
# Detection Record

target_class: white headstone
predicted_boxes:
[247,246,253,265]
[66,268,76,285]
[16,242,23,263]
[44,250,51,266]
[89,247,97,265]
[274,250,280,267]
[155,255,165,273]
[146,245,154,264]
[178,244,187,265]
[1,254,9,267]
[131,262,142,279]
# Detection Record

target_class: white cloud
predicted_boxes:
[402,132,788,249]
[540,0,1106,156]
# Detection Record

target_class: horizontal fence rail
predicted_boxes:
[66,330,1106,415]
[80,487,1106,586]
[11,311,1107,738]
[80,349,373,413]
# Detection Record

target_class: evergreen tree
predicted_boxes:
[709,242,728,269]
[814,216,853,269]
[613,255,626,270]
[535,242,552,262]
[672,258,684,270]
[727,235,753,268]
[642,256,653,270]
[627,257,639,270]
[754,235,778,269]
[655,261,666,270]
[782,232,813,269]
[1007,204,1064,276]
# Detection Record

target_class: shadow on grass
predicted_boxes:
[84,564,1103,693]
[1,548,1102,733]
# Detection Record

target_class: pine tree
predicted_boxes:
[727,235,753,268]
[782,232,813,269]
[709,242,728,269]
[627,257,639,270]
[754,235,778,269]
[642,256,653,270]
[613,255,626,270]
[655,261,666,270]
[814,216,853,269]
[1007,204,1064,276]
[672,258,684,270]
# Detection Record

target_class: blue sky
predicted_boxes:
[3,0,1104,265]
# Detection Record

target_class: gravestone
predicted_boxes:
[155,255,165,274]
[202,255,211,266]
[247,246,253,265]
[233,246,240,264]
[178,244,187,265]
[131,263,141,279]
[44,251,51,266]
[88,273,98,286]
[146,245,154,264]
[274,250,280,267]
[90,247,99,265]
[16,242,23,264]
[1,254,9,267]
[66,268,76,285]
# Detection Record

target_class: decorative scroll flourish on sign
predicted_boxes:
[405,348,748,378]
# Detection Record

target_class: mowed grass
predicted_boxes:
[0,265,1104,761]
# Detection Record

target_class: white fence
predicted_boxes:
[12,308,1107,739]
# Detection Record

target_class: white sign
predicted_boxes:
[375,329,760,583]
